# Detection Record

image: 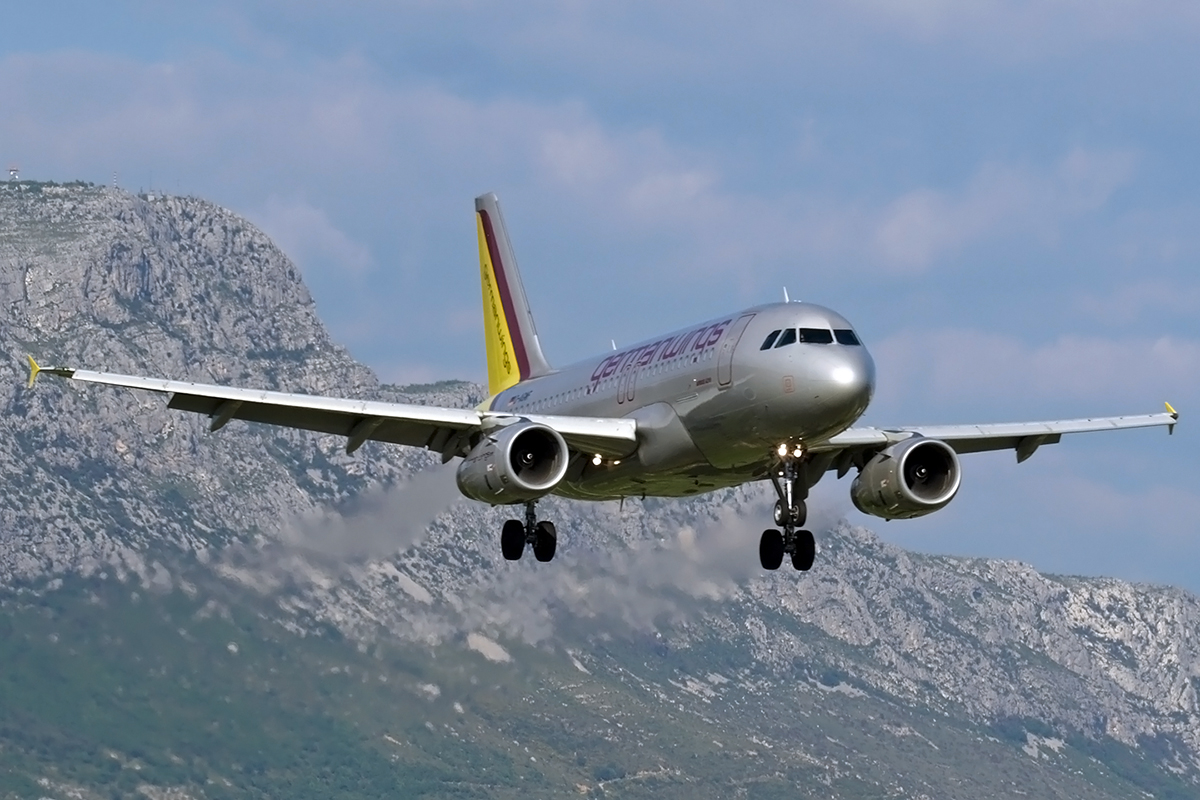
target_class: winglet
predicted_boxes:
[24,356,75,388]
[26,355,41,389]
[1166,401,1179,435]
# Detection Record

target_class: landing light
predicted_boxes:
[777,444,788,457]
[793,446,803,458]
[592,454,603,466]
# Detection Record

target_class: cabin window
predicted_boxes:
[834,329,861,345]
[760,330,781,350]
[798,327,833,344]
[774,328,797,348]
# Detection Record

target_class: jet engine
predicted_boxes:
[850,437,961,520]
[456,422,570,504]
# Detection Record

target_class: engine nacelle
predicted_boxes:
[456,423,570,504]
[850,437,961,520]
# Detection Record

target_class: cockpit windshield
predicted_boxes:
[763,326,862,350]
[798,328,833,344]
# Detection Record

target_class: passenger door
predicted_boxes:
[618,367,637,404]
[718,314,755,386]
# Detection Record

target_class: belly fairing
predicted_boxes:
[558,401,721,500]
[555,460,763,501]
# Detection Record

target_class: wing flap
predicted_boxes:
[166,393,454,449]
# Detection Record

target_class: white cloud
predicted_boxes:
[873,328,1200,419]
[533,130,1139,280]
[0,51,387,183]
[1,25,1194,374]
[523,119,1141,282]
[844,0,1200,55]
[532,119,726,228]
[224,1,1200,84]
[1030,471,1200,550]
[0,48,1149,284]
[539,124,625,188]
[1074,281,1200,326]
[872,150,1137,272]
[253,197,373,277]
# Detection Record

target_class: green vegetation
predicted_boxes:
[1,180,99,195]
[392,380,473,394]
[0,534,1193,799]
[1067,732,1199,800]
[0,577,509,799]
[0,571,1164,800]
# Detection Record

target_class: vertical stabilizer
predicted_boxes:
[475,193,553,395]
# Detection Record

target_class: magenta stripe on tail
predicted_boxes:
[479,209,531,380]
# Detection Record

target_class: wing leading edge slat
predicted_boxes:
[51,369,638,459]
[812,410,1178,463]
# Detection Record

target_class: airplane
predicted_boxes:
[27,193,1180,571]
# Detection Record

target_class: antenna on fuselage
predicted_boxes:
[611,339,617,351]
[783,287,790,303]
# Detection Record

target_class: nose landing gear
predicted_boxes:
[761,446,816,572]
[500,501,558,563]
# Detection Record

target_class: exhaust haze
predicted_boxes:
[279,462,463,562]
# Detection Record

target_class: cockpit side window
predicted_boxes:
[798,327,833,344]
[760,330,781,350]
[774,328,797,348]
[834,329,861,346]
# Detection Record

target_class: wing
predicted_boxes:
[810,406,1179,476]
[29,361,638,461]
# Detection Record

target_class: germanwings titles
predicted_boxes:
[28,193,1180,571]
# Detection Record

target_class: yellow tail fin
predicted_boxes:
[475,193,552,395]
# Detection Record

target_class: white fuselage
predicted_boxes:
[486,302,875,500]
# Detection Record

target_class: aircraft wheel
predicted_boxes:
[759,529,784,571]
[501,519,525,561]
[773,499,807,527]
[791,530,816,572]
[532,520,557,562]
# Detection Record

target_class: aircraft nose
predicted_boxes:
[824,347,875,413]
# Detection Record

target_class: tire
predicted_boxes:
[501,519,525,561]
[773,500,807,527]
[792,529,816,571]
[532,520,557,562]
[759,529,784,570]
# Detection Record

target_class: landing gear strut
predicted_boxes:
[760,447,816,572]
[501,501,557,563]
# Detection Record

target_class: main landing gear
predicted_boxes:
[760,446,816,572]
[500,501,557,563]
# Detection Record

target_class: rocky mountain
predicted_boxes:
[1,180,1198,799]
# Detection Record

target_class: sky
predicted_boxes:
[3,1,1199,590]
